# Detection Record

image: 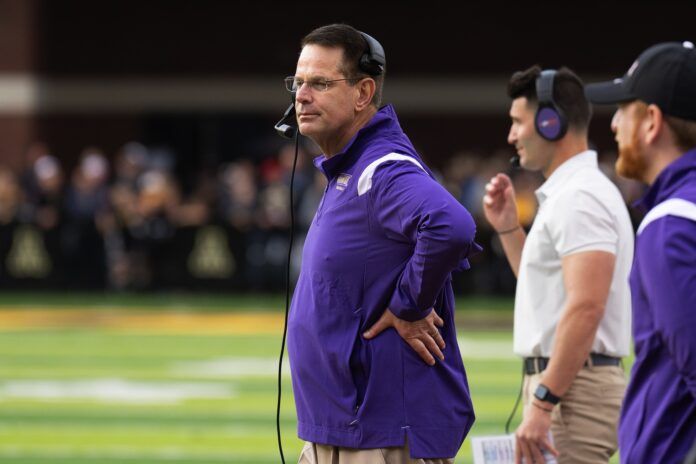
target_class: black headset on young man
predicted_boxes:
[510,69,568,168]
[274,31,385,139]
[534,69,568,142]
[273,30,386,464]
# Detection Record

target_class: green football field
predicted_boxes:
[0,293,625,463]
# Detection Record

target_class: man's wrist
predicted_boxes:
[496,224,521,235]
[533,383,561,405]
[531,400,553,413]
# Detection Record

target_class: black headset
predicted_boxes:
[535,69,568,141]
[358,31,386,76]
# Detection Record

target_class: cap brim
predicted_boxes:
[584,79,636,104]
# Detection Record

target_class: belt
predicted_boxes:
[524,353,621,375]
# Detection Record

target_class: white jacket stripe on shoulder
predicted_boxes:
[637,198,696,235]
[357,153,425,196]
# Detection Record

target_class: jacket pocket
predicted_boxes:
[349,308,371,411]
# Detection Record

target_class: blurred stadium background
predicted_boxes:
[0,1,692,462]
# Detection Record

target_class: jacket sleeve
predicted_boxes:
[369,162,481,321]
[645,216,696,399]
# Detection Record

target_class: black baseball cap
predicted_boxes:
[585,41,696,121]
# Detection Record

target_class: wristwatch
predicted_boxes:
[534,383,561,405]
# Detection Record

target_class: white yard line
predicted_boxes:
[0,379,235,404]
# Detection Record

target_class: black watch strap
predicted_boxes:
[534,383,561,405]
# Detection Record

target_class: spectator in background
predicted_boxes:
[218,160,258,232]
[19,141,52,199]
[257,181,290,231]
[0,168,22,227]
[28,155,65,232]
[113,141,148,192]
[249,158,290,291]
[107,143,146,290]
[0,168,23,284]
[278,142,313,200]
[126,170,180,288]
[242,140,317,290]
[510,169,541,228]
[64,148,111,223]
[25,155,67,286]
[444,152,486,219]
[62,148,111,289]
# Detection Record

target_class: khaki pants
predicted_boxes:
[297,441,455,464]
[523,365,626,464]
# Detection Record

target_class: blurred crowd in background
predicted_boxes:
[0,140,645,295]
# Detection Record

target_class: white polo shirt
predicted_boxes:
[513,150,633,358]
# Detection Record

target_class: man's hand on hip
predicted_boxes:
[362,308,445,366]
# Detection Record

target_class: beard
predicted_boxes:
[616,122,648,182]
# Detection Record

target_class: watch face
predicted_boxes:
[536,385,549,398]
[534,384,559,404]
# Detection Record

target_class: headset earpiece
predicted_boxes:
[535,70,568,141]
[357,31,385,76]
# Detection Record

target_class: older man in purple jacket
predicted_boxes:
[285,24,480,463]
[586,41,696,464]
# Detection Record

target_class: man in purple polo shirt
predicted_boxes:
[285,24,480,463]
[586,41,696,463]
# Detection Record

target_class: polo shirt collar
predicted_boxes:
[535,150,598,205]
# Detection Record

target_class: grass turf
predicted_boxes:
[0,293,623,463]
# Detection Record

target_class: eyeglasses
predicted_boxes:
[284,76,359,93]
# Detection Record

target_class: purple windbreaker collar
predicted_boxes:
[634,147,696,211]
[313,105,401,179]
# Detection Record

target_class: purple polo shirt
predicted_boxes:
[287,105,479,459]
[619,148,696,463]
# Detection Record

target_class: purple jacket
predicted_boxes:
[287,105,479,459]
[619,148,696,463]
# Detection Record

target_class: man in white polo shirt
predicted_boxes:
[483,66,633,464]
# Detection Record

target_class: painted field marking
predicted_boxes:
[0,309,284,334]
